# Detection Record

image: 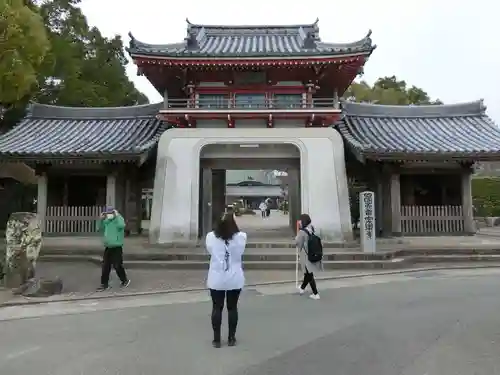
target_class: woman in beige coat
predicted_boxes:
[295,213,321,300]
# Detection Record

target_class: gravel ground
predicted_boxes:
[3,260,500,305]
[0,260,385,304]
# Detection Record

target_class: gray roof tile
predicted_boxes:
[339,100,500,160]
[127,20,375,58]
[0,103,165,161]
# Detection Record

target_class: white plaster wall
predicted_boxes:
[150,128,352,244]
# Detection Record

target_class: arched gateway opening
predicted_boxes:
[199,143,301,239]
[149,128,353,245]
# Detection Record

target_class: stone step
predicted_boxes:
[40,251,394,262]
[38,253,500,270]
[39,255,409,270]
[148,238,409,249]
[396,248,500,256]
[407,254,500,262]
[41,247,500,263]
[151,241,359,249]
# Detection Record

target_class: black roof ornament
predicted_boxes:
[128,32,137,48]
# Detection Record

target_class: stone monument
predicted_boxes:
[359,191,376,253]
[4,212,62,296]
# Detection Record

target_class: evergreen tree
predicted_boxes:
[1,0,148,129]
[344,76,442,105]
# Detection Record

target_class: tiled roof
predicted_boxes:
[339,100,500,161]
[127,19,375,58]
[0,103,165,162]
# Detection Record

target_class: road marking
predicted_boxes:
[5,346,41,360]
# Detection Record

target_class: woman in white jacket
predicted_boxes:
[206,213,247,348]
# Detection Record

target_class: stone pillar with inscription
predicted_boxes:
[360,191,376,253]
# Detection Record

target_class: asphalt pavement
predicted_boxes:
[1,268,500,375]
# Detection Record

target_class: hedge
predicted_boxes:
[472,177,500,217]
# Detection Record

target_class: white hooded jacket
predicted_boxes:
[206,231,247,291]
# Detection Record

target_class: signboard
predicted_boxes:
[359,191,376,253]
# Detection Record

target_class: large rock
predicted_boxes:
[12,277,63,297]
[4,212,42,288]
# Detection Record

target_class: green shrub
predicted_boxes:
[472,177,500,217]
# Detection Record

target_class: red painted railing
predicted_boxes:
[163,97,339,110]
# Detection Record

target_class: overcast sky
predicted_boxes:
[80,0,500,122]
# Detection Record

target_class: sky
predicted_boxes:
[80,0,500,123]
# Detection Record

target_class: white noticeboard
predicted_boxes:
[359,191,376,253]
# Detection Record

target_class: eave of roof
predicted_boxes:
[0,103,165,163]
[126,19,375,59]
[339,100,500,162]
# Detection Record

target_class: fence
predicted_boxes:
[400,205,464,234]
[45,206,105,234]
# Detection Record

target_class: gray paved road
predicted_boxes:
[1,269,500,375]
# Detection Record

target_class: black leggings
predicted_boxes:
[301,270,318,295]
[210,289,241,342]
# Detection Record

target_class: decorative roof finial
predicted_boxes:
[186,18,192,26]
[479,98,487,113]
[128,32,137,47]
[314,18,319,25]
[366,29,372,38]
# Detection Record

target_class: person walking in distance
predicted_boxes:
[96,207,130,291]
[265,198,272,217]
[206,213,247,348]
[296,213,323,300]
[258,200,267,218]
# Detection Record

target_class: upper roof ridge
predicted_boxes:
[185,18,319,31]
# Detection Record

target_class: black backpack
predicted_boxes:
[302,228,323,263]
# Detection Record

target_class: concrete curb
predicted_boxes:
[2,264,500,308]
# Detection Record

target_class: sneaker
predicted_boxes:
[121,279,131,288]
[212,340,221,348]
[228,337,237,347]
[309,293,320,300]
[96,285,110,292]
[297,286,305,295]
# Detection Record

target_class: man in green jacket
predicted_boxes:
[97,206,130,291]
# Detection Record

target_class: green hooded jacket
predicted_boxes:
[97,214,126,247]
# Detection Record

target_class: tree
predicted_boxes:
[0,0,148,130]
[344,76,443,105]
[0,0,49,106]
[33,0,148,107]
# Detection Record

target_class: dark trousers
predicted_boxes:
[261,210,266,218]
[100,246,128,287]
[301,270,318,295]
[210,289,241,342]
